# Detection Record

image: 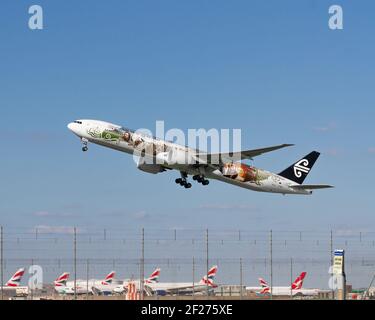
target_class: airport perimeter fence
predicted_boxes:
[1,226,375,299]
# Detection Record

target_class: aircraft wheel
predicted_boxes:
[175,178,182,184]
[82,146,88,152]
[202,180,209,186]
[185,183,192,189]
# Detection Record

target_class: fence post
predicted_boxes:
[206,229,209,297]
[1,226,3,301]
[74,227,77,300]
[140,228,145,300]
[270,230,273,300]
[240,257,243,299]
[330,230,334,300]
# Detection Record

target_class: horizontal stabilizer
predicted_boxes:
[291,184,334,190]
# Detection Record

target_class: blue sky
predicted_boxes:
[0,0,374,236]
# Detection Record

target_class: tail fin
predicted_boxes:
[291,272,307,290]
[101,271,116,285]
[259,277,269,288]
[278,151,320,184]
[6,268,25,287]
[199,265,218,287]
[258,277,270,295]
[145,268,161,284]
[54,272,70,287]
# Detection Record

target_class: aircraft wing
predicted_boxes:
[291,184,334,190]
[166,286,194,293]
[195,144,294,164]
[164,284,207,294]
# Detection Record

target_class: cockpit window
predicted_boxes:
[74,121,82,124]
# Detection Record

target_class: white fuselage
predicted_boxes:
[61,279,122,295]
[145,282,213,295]
[246,286,320,297]
[67,120,311,195]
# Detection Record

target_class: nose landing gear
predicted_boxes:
[81,138,89,152]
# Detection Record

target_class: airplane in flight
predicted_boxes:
[67,119,333,195]
[145,265,218,296]
[246,272,319,297]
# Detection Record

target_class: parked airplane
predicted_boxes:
[113,268,161,295]
[91,271,124,295]
[145,265,218,296]
[67,120,333,195]
[247,272,319,296]
[59,271,120,295]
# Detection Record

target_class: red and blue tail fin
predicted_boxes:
[199,265,218,287]
[145,268,161,284]
[6,268,25,287]
[54,272,70,287]
[101,271,116,285]
[257,277,270,295]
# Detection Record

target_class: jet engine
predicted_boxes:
[137,157,165,174]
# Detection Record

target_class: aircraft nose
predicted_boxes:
[67,122,76,132]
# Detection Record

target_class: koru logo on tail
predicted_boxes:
[293,159,310,178]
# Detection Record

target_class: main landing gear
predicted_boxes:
[81,138,88,152]
[175,172,192,189]
[175,173,210,189]
[193,175,210,186]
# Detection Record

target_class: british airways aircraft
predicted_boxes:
[67,119,333,195]
[246,272,321,297]
[145,265,218,296]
